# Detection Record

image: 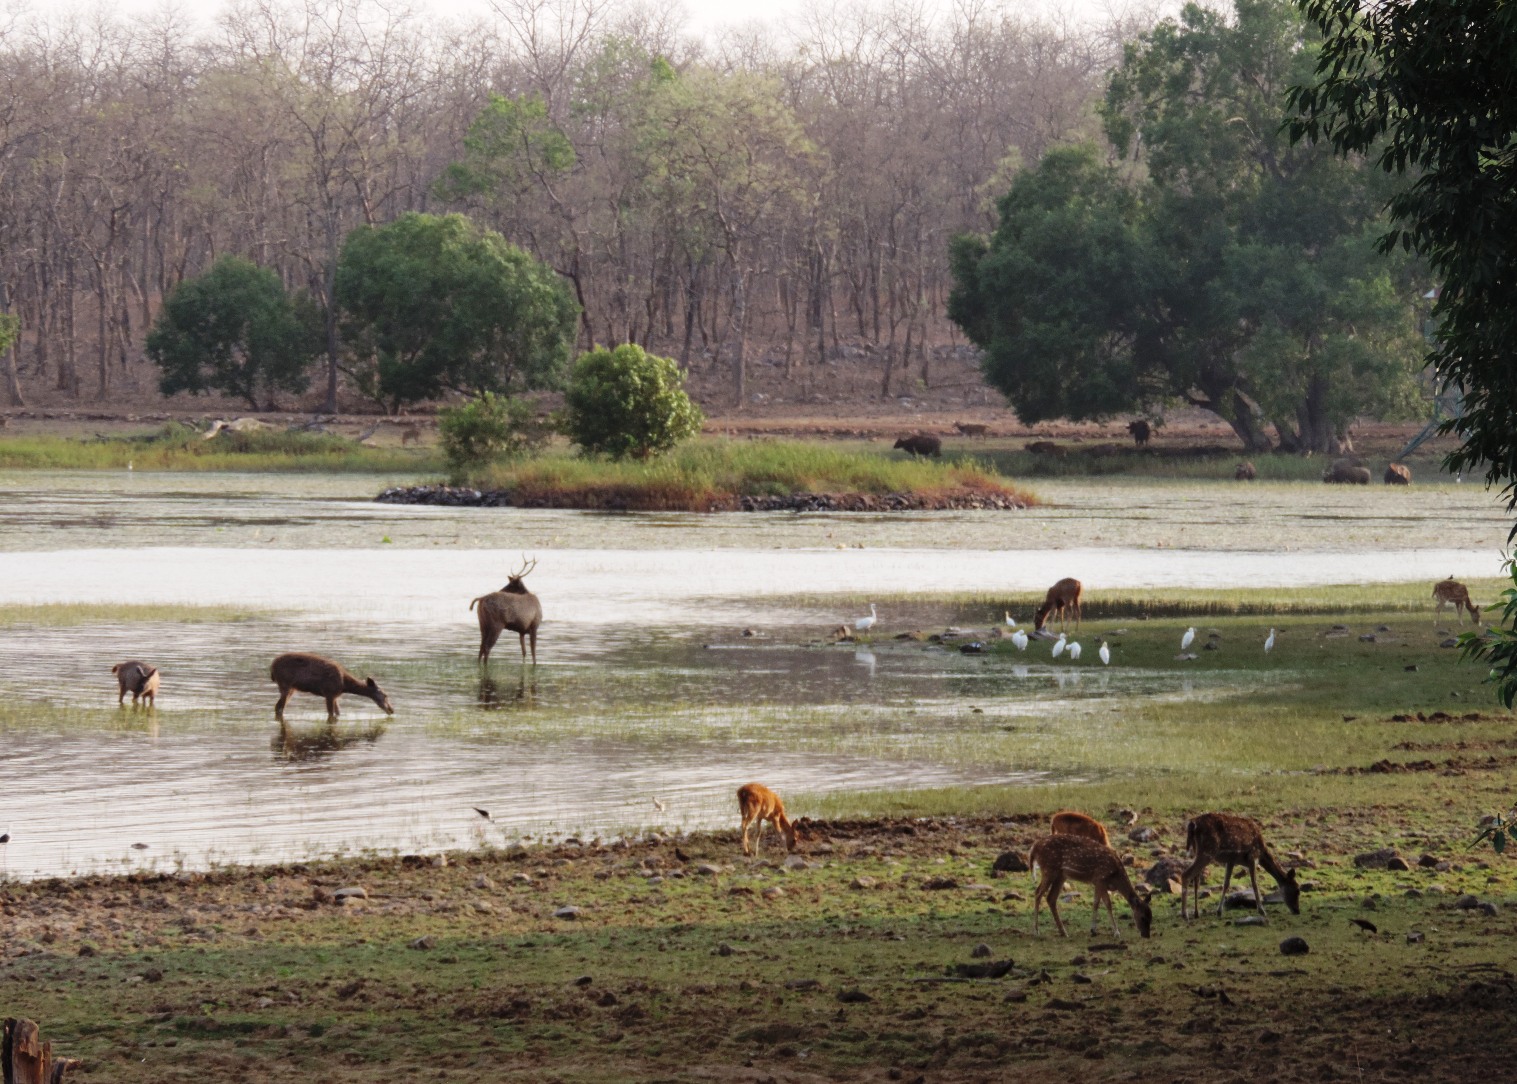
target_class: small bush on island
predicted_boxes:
[561,344,704,460]
[437,393,550,482]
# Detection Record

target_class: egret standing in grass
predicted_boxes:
[1067,641,1082,662]
[1099,640,1111,666]
[1004,611,1018,628]
[1052,632,1067,658]
[1264,628,1276,653]
[1011,629,1029,651]
[855,604,877,633]
[1181,626,1196,651]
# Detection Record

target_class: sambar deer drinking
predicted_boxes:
[1432,577,1480,625]
[737,782,797,857]
[111,661,160,708]
[1181,812,1300,920]
[1030,834,1152,939]
[1033,578,1083,634]
[470,557,543,664]
[271,653,394,721]
[1050,810,1110,845]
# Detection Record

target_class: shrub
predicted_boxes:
[562,344,704,460]
[438,393,549,481]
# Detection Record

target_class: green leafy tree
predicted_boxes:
[562,344,704,459]
[1288,0,1517,705]
[950,0,1426,453]
[335,213,579,413]
[437,392,552,483]
[145,257,320,411]
[434,94,576,206]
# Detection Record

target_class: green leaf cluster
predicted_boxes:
[950,0,1426,453]
[145,257,321,410]
[562,344,703,460]
[437,393,551,482]
[334,213,579,413]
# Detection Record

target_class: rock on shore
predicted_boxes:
[375,485,1029,512]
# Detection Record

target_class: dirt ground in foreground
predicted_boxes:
[3,803,1516,1082]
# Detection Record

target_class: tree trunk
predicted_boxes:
[0,281,24,407]
[3,1017,79,1083]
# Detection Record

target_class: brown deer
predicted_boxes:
[737,782,797,856]
[1235,461,1257,481]
[1432,577,1480,625]
[111,661,160,707]
[1384,462,1411,485]
[1050,810,1110,845]
[1033,578,1083,633]
[953,421,989,437]
[271,653,394,721]
[400,424,422,445]
[470,557,543,664]
[1127,419,1151,447]
[1181,812,1300,920]
[1030,834,1152,939]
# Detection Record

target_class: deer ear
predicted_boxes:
[367,678,379,690]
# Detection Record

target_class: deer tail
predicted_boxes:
[469,597,481,611]
[1184,819,1197,856]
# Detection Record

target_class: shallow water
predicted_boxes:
[0,471,1509,879]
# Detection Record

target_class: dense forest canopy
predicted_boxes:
[0,0,1143,411]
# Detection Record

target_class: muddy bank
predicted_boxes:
[375,483,1030,512]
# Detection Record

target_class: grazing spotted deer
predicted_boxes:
[1432,577,1480,625]
[737,782,797,857]
[1030,834,1152,939]
[1181,812,1300,920]
[1050,810,1110,845]
[1033,578,1083,633]
[953,421,989,437]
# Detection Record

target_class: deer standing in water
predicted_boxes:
[271,653,394,721]
[1030,834,1152,939]
[1050,810,1109,845]
[112,661,160,707]
[1432,577,1480,625]
[737,783,797,857]
[1033,578,1083,634]
[470,557,543,664]
[1181,812,1300,920]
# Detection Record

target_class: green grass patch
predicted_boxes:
[781,579,1512,619]
[0,423,438,472]
[972,444,1456,481]
[0,602,274,627]
[461,438,1035,510]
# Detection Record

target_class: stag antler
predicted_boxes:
[510,555,537,580]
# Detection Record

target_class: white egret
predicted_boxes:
[1180,626,1196,651]
[1099,640,1111,666]
[1051,633,1067,658]
[1067,641,1082,662]
[652,797,666,813]
[854,604,877,632]
[1004,611,1018,628]
[1011,629,1029,651]
[1264,628,1276,653]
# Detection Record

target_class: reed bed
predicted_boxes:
[0,424,434,472]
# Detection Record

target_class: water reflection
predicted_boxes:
[272,720,387,762]
[476,672,536,710]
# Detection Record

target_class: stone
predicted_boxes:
[836,988,872,1003]
[782,855,809,870]
[1279,936,1310,956]
[971,943,993,958]
[1440,638,1460,648]
[923,876,959,890]
[512,873,532,884]
[409,936,436,950]
[1128,826,1156,843]
[1234,915,1267,927]
[1361,897,1378,911]
[1406,932,1425,944]
[1386,856,1412,872]
[473,875,495,889]
[1143,856,1189,889]
[1353,848,1400,870]
[431,854,448,868]
[851,876,877,890]
[762,887,785,900]
[993,850,1029,873]
[695,863,724,876]
[553,905,582,920]
[1453,894,1483,910]
[1418,854,1441,868]
[472,901,494,914]
[332,886,367,902]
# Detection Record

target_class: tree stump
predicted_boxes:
[2,1017,79,1083]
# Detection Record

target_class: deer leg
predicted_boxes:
[326,696,340,721]
[1047,878,1068,937]
[528,629,537,665]
[275,685,291,719]
[480,626,502,665]
[1090,886,1107,935]
[1181,857,1206,920]
[1217,862,1236,917]
[1247,860,1266,917]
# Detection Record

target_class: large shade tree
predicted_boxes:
[145,256,320,410]
[334,213,580,413]
[950,0,1426,453]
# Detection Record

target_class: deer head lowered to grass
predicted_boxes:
[1181,812,1300,921]
[470,557,543,665]
[270,653,393,721]
[1030,833,1152,939]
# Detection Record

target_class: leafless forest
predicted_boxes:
[0,0,1153,411]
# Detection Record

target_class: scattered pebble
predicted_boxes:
[1279,936,1310,956]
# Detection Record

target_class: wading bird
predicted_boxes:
[1068,641,1082,662]
[652,797,666,813]
[1099,640,1111,666]
[1052,633,1067,658]
[1011,629,1029,651]
[1004,611,1018,628]
[1181,627,1196,651]
[854,604,877,632]
[1264,628,1276,653]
